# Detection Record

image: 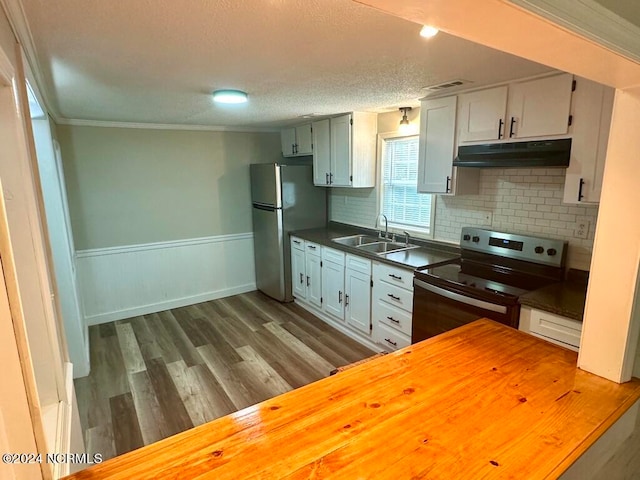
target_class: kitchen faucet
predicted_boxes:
[403,231,410,246]
[377,214,389,240]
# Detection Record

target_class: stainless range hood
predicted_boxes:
[453,138,571,168]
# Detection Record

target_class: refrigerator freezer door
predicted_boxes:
[252,203,286,301]
[250,163,281,208]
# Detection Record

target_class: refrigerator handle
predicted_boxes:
[253,203,278,212]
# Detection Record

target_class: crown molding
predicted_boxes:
[55,117,281,133]
[509,0,640,64]
[0,0,60,120]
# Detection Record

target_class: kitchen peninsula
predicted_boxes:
[63,320,640,479]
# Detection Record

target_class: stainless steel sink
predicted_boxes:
[356,241,420,255]
[332,234,380,247]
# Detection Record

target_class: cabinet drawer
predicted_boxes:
[373,262,413,290]
[346,254,371,275]
[528,309,582,349]
[305,241,321,257]
[374,299,411,336]
[322,246,345,266]
[377,322,411,352]
[374,280,413,312]
[291,236,304,251]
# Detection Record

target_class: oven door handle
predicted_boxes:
[413,279,508,314]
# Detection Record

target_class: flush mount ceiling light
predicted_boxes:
[398,107,414,135]
[420,25,439,38]
[212,89,248,104]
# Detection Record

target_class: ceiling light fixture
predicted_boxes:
[212,89,248,104]
[420,25,439,38]
[398,107,414,135]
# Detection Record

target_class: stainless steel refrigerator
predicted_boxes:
[250,163,327,302]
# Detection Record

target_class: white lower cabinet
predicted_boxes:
[345,255,372,335]
[291,240,378,349]
[372,262,413,351]
[322,247,345,320]
[519,306,582,352]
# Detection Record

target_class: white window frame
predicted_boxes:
[376,132,435,239]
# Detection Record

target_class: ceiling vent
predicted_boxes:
[423,79,471,91]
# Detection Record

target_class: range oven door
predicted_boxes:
[412,278,519,344]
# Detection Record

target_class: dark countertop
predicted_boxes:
[518,270,589,321]
[290,223,460,270]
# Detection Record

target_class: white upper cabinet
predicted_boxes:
[458,73,574,143]
[563,78,614,204]
[417,96,457,194]
[458,86,508,142]
[417,96,480,195]
[330,114,352,186]
[507,73,573,139]
[281,124,313,157]
[312,119,331,185]
[313,112,377,188]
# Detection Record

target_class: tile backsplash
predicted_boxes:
[329,168,599,271]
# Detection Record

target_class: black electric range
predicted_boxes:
[412,227,567,343]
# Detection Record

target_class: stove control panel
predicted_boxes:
[460,227,567,267]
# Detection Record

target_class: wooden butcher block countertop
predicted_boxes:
[64,319,640,480]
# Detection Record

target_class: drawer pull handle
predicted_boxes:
[388,274,402,280]
[300,273,304,284]
[293,240,301,244]
[306,276,310,287]
[345,294,349,307]
[387,316,400,324]
[338,291,342,303]
[387,293,400,301]
[385,338,397,347]
[307,245,316,250]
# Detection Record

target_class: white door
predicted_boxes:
[507,73,573,139]
[295,124,313,156]
[458,86,508,142]
[312,119,331,186]
[322,260,344,320]
[291,247,306,300]
[32,119,89,378]
[417,96,457,193]
[330,114,352,186]
[306,253,322,308]
[345,268,371,335]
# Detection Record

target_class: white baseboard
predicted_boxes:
[76,233,256,326]
[294,299,382,353]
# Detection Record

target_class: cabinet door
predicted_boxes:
[563,78,614,204]
[458,86,508,142]
[345,268,371,335]
[312,119,331,186]
[281,127,296,157]
[417,96,457,193]
[507,73,573,139]
[291,247,306,300]
[322,260,345,320]
[330,114,352,186]
[295,124,313,156]
[306,254,322,308]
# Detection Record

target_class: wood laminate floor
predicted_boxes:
[74,291,375,461]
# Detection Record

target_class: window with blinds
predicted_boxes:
[380,135,432,234]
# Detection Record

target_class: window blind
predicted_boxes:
[381,136,431,233]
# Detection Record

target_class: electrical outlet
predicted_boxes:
[574,220,590,239]
[483,212,493,226]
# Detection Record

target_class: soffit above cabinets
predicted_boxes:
[17,0,553,128]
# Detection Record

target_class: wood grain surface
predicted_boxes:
[74,291,375,462]
[65,319,640,479]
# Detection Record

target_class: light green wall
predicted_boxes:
[56,125,281,249]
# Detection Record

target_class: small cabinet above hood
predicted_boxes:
[453,138,572,168]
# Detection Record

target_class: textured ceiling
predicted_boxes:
[21,0,552,128]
